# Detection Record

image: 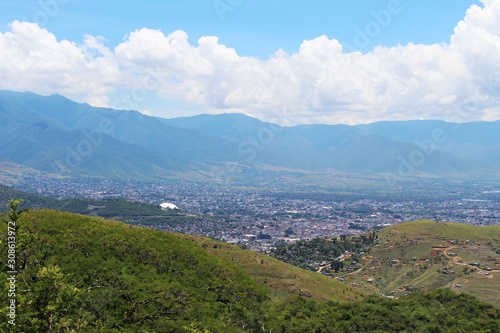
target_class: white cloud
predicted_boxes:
[439,95,458,105]
[0,21,119,106]
[1,0,500,124]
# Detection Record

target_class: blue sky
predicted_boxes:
[0,0,480,57]
[1,0,499,125]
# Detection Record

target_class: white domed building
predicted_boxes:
[160,202,179,210]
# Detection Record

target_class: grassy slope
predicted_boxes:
[340,220,500,306]
[1,210,269,332]
[1,209,366,331]
[178,234,366,303]
[2,209,499,332]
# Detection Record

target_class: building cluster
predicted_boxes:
[10,173,500,251]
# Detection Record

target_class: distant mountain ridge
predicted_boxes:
[1,89,499,180]
[163,112,499,176]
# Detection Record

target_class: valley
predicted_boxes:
[2,0,500,330]
[1,90,500,331]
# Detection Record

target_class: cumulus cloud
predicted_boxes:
[0,21,119,106]
[1,0,500,124]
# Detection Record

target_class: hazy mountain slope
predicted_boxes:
[165,113,326,170]
[286,124,363,152]
[165,113,494,175]
[0,90,102,130]
[0,115,197,179]
[325,134,484,175]
[289,122,494,174]
[0,91,215,179]
[357,119,500,162]
[2,90,499,178]
[163,113,272,141]
[357,120,500,146]
[0,90,239,164]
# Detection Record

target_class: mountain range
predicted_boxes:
[1,89,500,181]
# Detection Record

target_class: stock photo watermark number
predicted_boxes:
[6,221,17,326]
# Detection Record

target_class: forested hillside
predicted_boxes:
[0,207,269,332]
[0,184,192,227]
[0,204,499,332]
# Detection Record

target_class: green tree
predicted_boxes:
[1,199,29,231]
[284,227,294,237]
[17,266,90,332]
[1,200,90,332]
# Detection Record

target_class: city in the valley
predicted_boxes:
[11,171,500,252]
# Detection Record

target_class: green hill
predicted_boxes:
[0,209,269,332]
[338,220,500,306]
[0,184,192,227]
[0,184,58,211]
[1,208,499,332]
[178,234,365,303]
